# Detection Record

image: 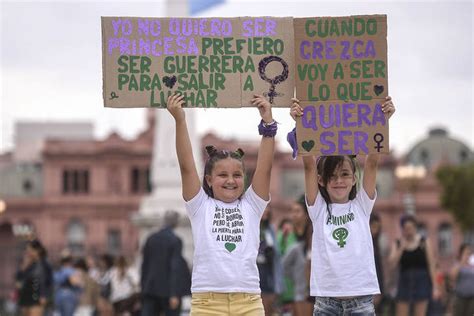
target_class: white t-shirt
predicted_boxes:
[109,268,139,303]
[308,189,380,297]
[185,186,268,293]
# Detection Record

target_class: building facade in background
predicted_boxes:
[0,117,472,298]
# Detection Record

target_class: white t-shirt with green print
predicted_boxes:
[308,189,380,297]
[185,186,268,293]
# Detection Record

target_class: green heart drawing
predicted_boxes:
[374,85,384,96]
[302,140,315,152]
[225,242,236,252]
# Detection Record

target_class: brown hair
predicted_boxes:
[316,155,358,217]
[203,145,245,198]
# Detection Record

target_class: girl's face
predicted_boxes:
[402,220,417,239]
[206,157,245,203]
[461,246,472,262]
[290,202,308,226]
[319,159,356,203]
[25,245,39,261]
[281,221,294,235]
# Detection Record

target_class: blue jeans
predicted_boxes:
[54,288,79,316]
[313,295,375,316]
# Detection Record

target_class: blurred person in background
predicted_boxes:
[450,243,474,316]
[388,214,440,316]
[110,255,140,316]
[73,258,100,316]
[258,206,284,316]
[369,212,385,313]
[15,239,49,316]
[282,195,313,316]
[54,252,82,316]
[141,210,191,316]
[276,218,297,314]
[96,254,114,316]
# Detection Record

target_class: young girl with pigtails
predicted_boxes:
[289,96,395,315]
[167,92,278,316]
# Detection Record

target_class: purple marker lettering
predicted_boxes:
[138,19,149,36]
[353,40,364,59]
[300,41,311,60]
[122,19,132,36]
[221,20,232,36]
[188,38,199,54]
[119,38,131,55]
[366,40,376,58]
[111,19,121,36]
[265,19,277,36]
[335,103,341,127]
[372,103,386,126]
[338,131,352,155]
[321,132,336,155]
[150,20,161,36]
[326,40,337,59]
[108,39,119,55]
[182,20,193,36]
[302,106,318,131]
[199,19,209,36]
[254,18,264,36]
[242,20,252,37]
[319,104,335,129]
[342,103,356,128]
[169,19,180,36]
[210,19,222,36]
[340,41,351,60]
[354,131,368,154]
[357,103,371,127]
[176,36,186,54]
[152,39,162,56]
[139,38,150,55]
[163,37,173,55]
[312,41,323,59]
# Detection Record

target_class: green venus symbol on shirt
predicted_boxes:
[225,242,236,252]
[332,227,349,248]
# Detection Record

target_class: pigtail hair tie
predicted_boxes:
[205,145,218,157]
[234,148,245,158]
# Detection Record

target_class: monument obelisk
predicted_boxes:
[133,0,200,264]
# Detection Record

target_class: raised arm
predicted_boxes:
[363,96,395,199]
[387,239,404,271]
[251,95,275,200]
[425,237,441,299]
[303,156,318,206]
[290,98,319,206]
[167,94,201,201]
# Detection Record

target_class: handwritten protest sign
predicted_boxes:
[294,15,388,155]
[102,17,294,108]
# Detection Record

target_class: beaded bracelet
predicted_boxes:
[258,120,278,137]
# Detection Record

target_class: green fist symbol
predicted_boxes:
[332,227,349,248]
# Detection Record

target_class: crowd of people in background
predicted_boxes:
[8,210,474,316]
[13,244,142,316]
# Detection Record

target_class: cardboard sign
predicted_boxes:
[102,17,295,108]
[294,15,389,155]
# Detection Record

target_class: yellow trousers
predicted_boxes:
[190,292,265,316]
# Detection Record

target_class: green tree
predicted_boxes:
[436,162,474,231]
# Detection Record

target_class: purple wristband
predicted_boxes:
[258,120,278,137]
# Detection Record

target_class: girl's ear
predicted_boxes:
[317,175,325,187]
[352,173,357,186]
[205,175,212,187]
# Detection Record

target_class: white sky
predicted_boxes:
[1,0,473,157]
